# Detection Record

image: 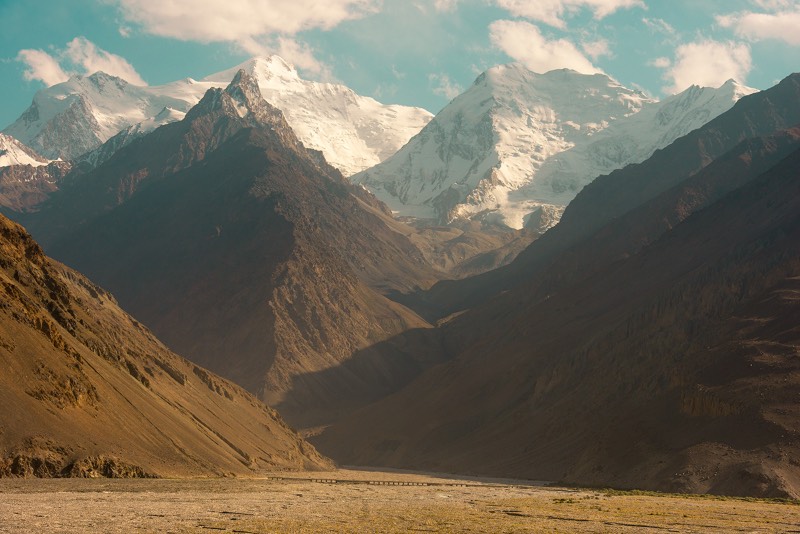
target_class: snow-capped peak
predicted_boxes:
[0,133,50,168]
[2,56,432,177]
[718,78,756,101]
[353,65,756,230]
[203,57,434,176]
[206,56,300,87]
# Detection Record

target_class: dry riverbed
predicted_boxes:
[0,468,798,533]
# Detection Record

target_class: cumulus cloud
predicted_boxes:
[429,73,463,100]
[641,17,677,36]
[112,0,378,79]
[648,57,671,69]
[64,37,147,85]
[115,0,376,49]
[658,40,751,94]
[433,0,459,12]
[272,37,335,79]
[717,7,800,46]
[489,20,602,74]
[17,37,146,87]
[494,0,644,29]
[17,49,69,86]
[581,38,611,60]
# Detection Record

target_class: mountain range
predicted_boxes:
[15,70,445,429]
[2,56,432,178]
[354,65,755,230]
[315,73,800,498]
[0,52,798,497]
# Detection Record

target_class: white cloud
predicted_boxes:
[17,49,69,86]
[429,73,463,100]
[434,0,459,12]
[641,17,676,36]
[717,8,800,46]
[489,20,602,74]
[17,37,146,87]
[581,37,611,60]
[115,0,377,46]
[64,37,147,85]
[113,0,378,80]
[494,0,644,29]
[751,0,793,9]
[273,37,335,80]
[648,57,671,69]
[659,40,751,94]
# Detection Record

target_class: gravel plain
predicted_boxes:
[1,469,798,533]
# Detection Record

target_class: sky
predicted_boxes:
[0,0,798,128]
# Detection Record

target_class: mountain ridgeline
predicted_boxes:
[409,73,800,320]
[2,56,432,176]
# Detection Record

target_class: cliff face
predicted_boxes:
[0,213,331,478]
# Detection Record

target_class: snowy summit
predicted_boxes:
[2,56,433,177]
[353,65,756,230]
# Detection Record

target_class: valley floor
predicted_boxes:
[0,469,797,533]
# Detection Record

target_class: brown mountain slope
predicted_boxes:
[315,144,800,498]
[17,71,441,428]
[0,213,331,477]
[0,161,71,214]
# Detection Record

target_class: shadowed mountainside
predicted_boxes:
[0,213,331,477]
[315,130,800,497]
[16,71,443,429]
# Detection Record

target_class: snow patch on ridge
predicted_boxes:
[0,133,50,168]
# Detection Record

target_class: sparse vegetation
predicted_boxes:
[2,470,799,532]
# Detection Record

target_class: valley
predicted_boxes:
[1,47,799,507]
[2,470,798,533]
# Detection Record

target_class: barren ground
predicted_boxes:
[1,469,798,533]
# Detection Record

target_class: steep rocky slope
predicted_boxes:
[0,213,330,477]
[18,71,441,429]
[317,134,800,498]
[0,161,71,214]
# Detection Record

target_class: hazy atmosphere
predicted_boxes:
[1,0,799,532]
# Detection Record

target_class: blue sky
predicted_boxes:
[1,0,798,127]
